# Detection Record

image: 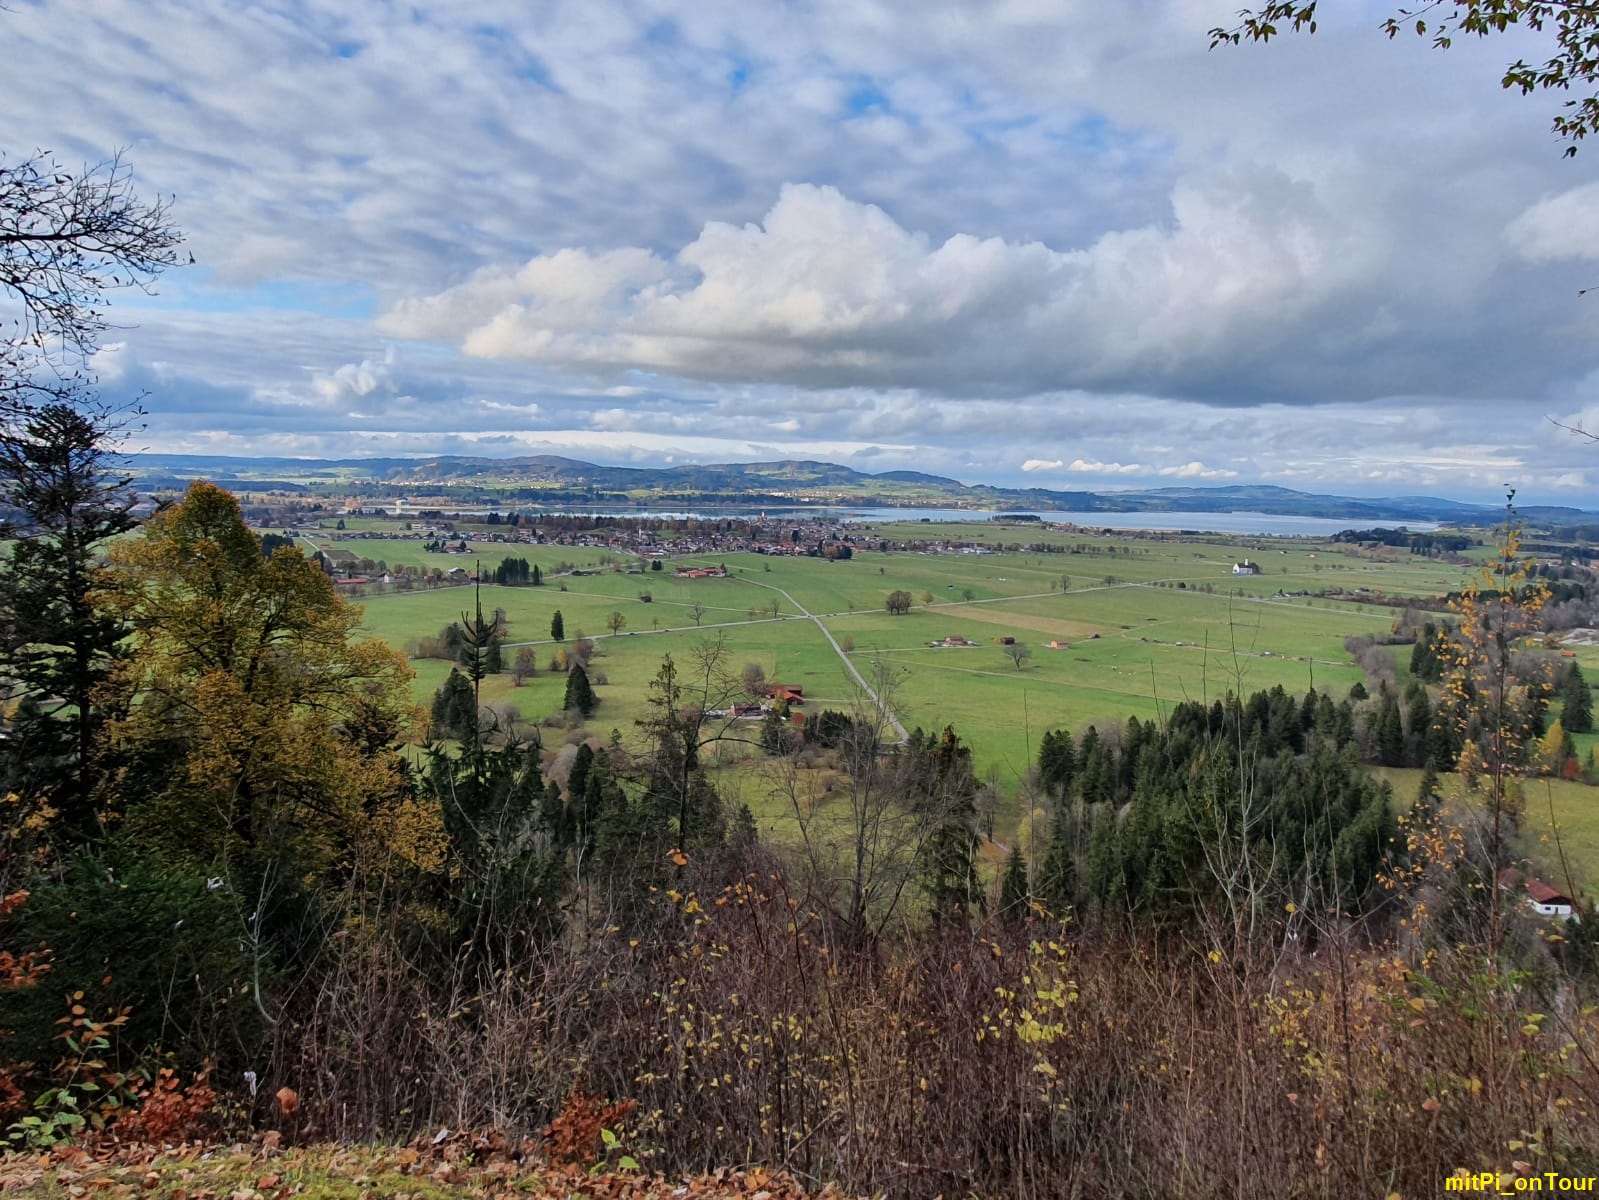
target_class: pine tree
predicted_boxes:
[1037,797,1078,914]
[0,402,140,841]
[915,727,984,922]
[999,842,1030,922]
[1415,759,1441,811]
[1037,729,1076,799]
[564,662,596,717]
[550,609,564,641]
[1563,662,1593,733]
[1404,688,1433,768]
[1377,692,1405,767]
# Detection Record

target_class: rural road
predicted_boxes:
[742,577,910,743]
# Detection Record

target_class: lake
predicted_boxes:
[472,504,1437,537]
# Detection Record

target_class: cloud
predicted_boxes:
[309,350,397,408]
[10,1,1599,504]
[1021,458,1064,472]
[1157,461,1240,480]
[1507,183,1599,262]
[1069,459,1144,475]
[380,179,1372,399]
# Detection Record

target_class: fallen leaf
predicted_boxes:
[274,1088,299,1119]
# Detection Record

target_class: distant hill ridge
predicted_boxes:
[126,453,1597,525]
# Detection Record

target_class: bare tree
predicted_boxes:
[1003,641,1032,671]
[3,150,182,405]
[773,655,952,950]
[741,661,768,700]
[606,610,627,636]
[689,600,707,626]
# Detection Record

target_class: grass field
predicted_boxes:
[349,533,1468,781]
[1371,765,1599,887]
[310,521,1599,884]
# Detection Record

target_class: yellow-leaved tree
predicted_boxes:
[105,482,440,888]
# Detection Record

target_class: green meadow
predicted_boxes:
[345,531,1470,782]
[1372,765,1599,887]
[304,523,1599,878]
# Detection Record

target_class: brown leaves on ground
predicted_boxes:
[0,1139,859,1200]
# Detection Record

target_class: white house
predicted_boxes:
[1498,869,1578,920]
[1232,561,1261,576]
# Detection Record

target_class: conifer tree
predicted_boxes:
[1377,692,1405,767]
[564,661,596,717]
[1562,662,1593,733]
[999,842,1030,922]
[550,609,564,641]
[0,402,139,841]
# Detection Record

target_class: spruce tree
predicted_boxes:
[0,402,140,841]
[1377,692,1405,767]
[1415,759,1441,812]
[1404,688,1433,768]
[550,609,564,641]
[1563,662,1593,733]
[999,842,1030,922]
[915,727,984,922]
[564,662,596,717]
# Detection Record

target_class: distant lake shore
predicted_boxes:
[420,504,1440,536]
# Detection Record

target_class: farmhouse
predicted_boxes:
[769,684,805,706]
[934,635,975,647]
[1048,640,1071,650]
[1498,869,1578,920]
[1232,561,1261,576]
[1526,879,1577,919]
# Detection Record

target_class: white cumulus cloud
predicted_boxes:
[1069,459,1144,475]
[379,179,1370,398]
[1157,461,1240,480]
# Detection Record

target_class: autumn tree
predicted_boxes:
[512,645,537,685]
[106,481,424,889]
[607,610,627,635]
[885,589,913,615]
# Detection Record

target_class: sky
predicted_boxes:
[10,0,1599,505]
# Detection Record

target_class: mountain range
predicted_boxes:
[126,453,1596,526]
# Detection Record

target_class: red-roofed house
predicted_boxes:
[1498,868,1577,919]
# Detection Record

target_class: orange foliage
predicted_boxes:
[116,1066,217,1144]
[542,1087,637,1167]
[0,890,50,990]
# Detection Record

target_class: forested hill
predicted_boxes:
[127,453,1597,524]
